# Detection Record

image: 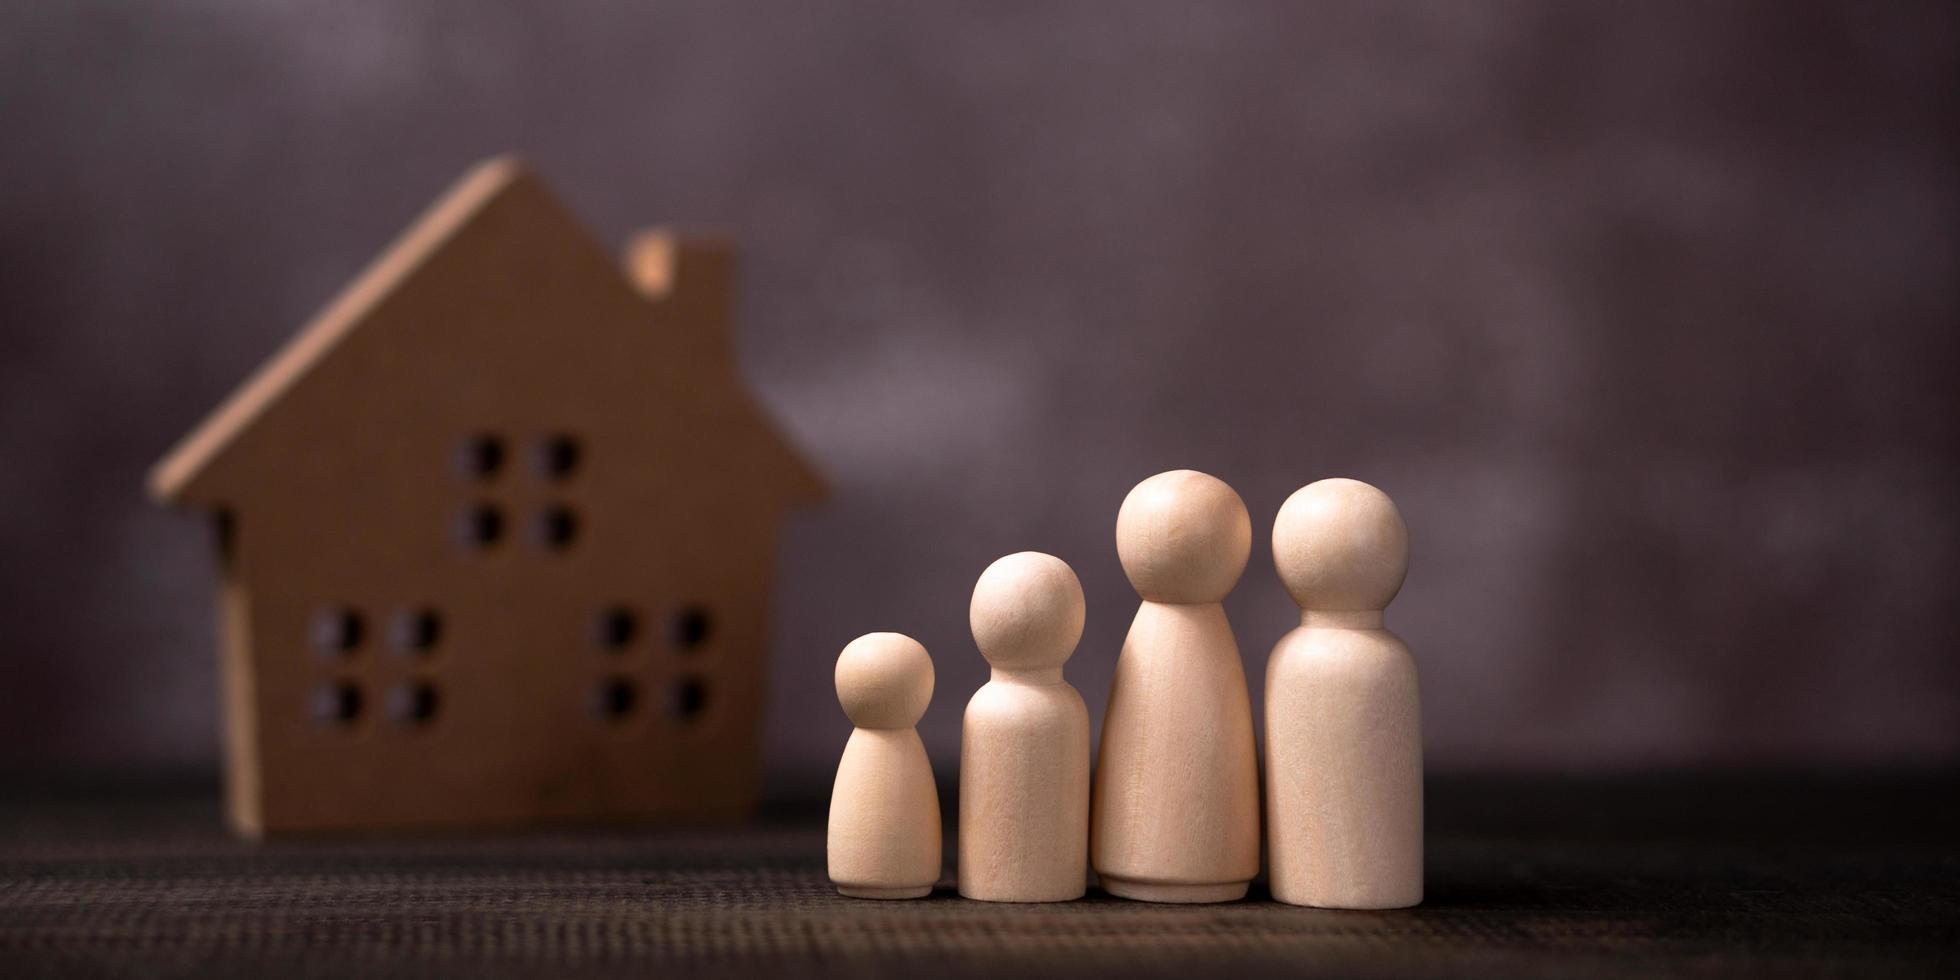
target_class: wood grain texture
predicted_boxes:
[959,552,1090,902]
[1092,471,1260,903]
[147,158,824,836]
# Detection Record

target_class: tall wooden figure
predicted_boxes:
[1266,478,1423,909]
[1093,470,1261,903]
[828,632,942,899]
[960,552,1091,902]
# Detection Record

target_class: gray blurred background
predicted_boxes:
[2,1,1955,786]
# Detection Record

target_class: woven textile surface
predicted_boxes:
[1,774,1955,978]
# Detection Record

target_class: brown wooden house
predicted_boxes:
[149,157,823,837]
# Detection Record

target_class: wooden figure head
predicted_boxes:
[835,633,934,730]
[969,552,1085,672]
[1272,478,1409,613]
[1116,470,1252,604]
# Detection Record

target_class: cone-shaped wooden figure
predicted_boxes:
[828,632,942,899]
[1265,478,1423,909]
[1092,470,1261,903]
[960,552,1091,902]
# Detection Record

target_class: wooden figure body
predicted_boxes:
[1092,470,1261,903]
[148,158,824,837]
[1265,478,1423,909]
[960,552,1090,903]
[828,632,942,899]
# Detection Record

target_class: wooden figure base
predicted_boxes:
[837,885,934,900]
[959,884,1087,904]
[1100,877,1249,904]
[1276,895,1422,911]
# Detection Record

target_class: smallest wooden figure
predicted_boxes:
[828,632,942,899]
[959,552,1091,902]
[1265,478,1423,909]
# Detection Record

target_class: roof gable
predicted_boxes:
[149,157,823,507]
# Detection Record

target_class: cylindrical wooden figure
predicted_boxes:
[1092,470,1261,903]
[1265,478,1423,909]
[827,632,942,899]
[960,552,1091,902]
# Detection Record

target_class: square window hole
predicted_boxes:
[535,434,582,480]
[387,681,440,726]
[310,607,363,657]
[390,607,442,655]
[671,606,713,653]
[666,676,709,724]
[593,607,637,650]
[458,434,505,480]
[309,681,362,726]
[534,505,578,550]
[593,676,638,722]
[458,504,504,549]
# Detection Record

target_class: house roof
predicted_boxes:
[148,156,824,507]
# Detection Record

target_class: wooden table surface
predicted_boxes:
[1,772,1955,978]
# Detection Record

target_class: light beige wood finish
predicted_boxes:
[147,157,824,836]
[1092,470,1261,903]
[1265,478,1423,909]
[829,632,942,899]
[959,552,1090,903]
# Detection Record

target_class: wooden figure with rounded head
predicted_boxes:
[1265,478,1423,909]
[1092,470,1261,903]
[828,632,942,899]
[960,551,1091,902]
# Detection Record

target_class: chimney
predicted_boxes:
[623,229,736,365]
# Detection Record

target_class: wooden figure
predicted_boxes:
[1265,478,1423,909]
[147,157,825,837]
[828,632,942,899]
[1092,470,1261,903]
[960,552,1091,903]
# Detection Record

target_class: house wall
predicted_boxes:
[229,496,776,830]
[195,191,786,829]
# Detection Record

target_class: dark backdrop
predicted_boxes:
[2,1,1955,786]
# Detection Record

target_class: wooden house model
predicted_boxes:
[149,157,823,837]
